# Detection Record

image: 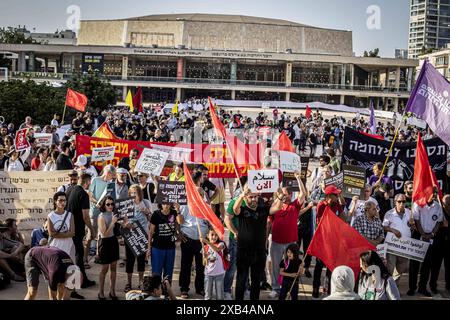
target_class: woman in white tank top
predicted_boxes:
[47,192,76,263]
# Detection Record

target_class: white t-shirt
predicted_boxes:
[48,210,75,262]
[203,242,226,276]
[412,201,444,234]
[382,208,413,238]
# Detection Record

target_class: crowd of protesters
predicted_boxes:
[0,97,449,300]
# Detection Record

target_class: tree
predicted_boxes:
[363,48,380,58]
[0,27,35,44]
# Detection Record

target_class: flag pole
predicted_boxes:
[61,104,67,125]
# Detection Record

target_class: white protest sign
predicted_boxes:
[385,232,430,262]
[150,145,193,162]
[279,151,301,173]
[91,146,116,162]
[136,148,169,176]
[407,117,427,129]
[376,243,387,259]
[34,133,53,147]
[248,169,279,193]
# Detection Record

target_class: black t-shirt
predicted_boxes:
[142,182,156,203]
[118,157,131,171]
[66,185,90,238]
[29,246,73,291]
[279,258,302,283]
[201,180,217,198]
[150,210,178,249]
[0,155,8,171]
[236,198,270,252]
[56,154,73,170]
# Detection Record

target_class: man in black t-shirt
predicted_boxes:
[66,173,96,290]
[56,141,73,170]
[232,186,273,301]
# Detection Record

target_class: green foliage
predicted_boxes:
[0,27,35,44]
[363,48,380,58]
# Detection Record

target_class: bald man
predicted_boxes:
[430,195,450,295]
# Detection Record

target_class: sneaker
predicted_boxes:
[81,279,96,289]
[268,290,278,299]
[224,292,233,300]
[406,289,416,296]
[70,291,85,300]
[312,287,320,299]
[304,269,312,278]
[418,289,432,297]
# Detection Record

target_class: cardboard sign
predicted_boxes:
[279,151,301,173]
[248,169,279,193]
[155,181,187,205]
[385,232,430,262]
[34,133,53,147]
[407,117,427,129]
[282,157,309,191]
[148,145,192,163]
[15,128,30,152]
[91,146,116,162]
[135,148,169,176]
[342,165,366,199]
[114,197,135,220]
[324,172,344,189]
[121,220,149,257]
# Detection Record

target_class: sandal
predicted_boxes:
[124,283,132,293]
[180,292,189,299]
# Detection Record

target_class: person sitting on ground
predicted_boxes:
[24,246,80,300]
[126,273,176,300]
[30,221,49,248]
[0,225,26,282]
[323,266,360,300]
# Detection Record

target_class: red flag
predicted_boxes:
[66,89,87,112]
[306,207,376,278]
[234,114,242,127]
[412,133,435,207]
[208,97,226,139]
[183,162,224,240]
[358,131,384,140]
[272,131,295,153]
[225,133,261,176]
[305,105,312,119]
[133,87,143,113]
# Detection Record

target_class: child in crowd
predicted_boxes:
[278,243,303,300]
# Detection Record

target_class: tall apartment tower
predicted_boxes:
[409,0,450,59]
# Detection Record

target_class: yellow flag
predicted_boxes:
[126,90,134,112]
[172,101,179,115]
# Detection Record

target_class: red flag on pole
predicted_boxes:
[66,89,87,112]
[272,131,295,153]
[133,87,143,113]
[225,133,261,176]
[412,133,436,207]
[183,162,224,240]
[208,97,226,139]
[306,207,376,278]
[305,105,312,120]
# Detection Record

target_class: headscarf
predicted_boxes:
[323,266,360,300]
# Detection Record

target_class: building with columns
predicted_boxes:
[0,13,418,111]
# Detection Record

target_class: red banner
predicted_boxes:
[76,135,262,178]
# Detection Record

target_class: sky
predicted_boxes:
[0,0,410,57]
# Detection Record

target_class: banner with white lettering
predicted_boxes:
[0,171,71,243]
[115,197,135,220]
[342,126,447,194]
[324,172,344,189]
[155,181,187,205]
[385,232,430,262]
[91,146,116,162]
[121,220,149,257]
[135,148,169,176]
[34,133,53,147]
[248,169,279,193]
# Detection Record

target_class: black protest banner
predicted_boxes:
[155,181,187,205]
[324,172,344,189]
[122,220,149,257]
[342,165,366,199]
[342,126,447,194]
[114,197,135,220]
[282,157,309,191]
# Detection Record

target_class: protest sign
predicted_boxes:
[376,243,387,259]
[34,133,53,147]
[114,197,135,220]
[342,165,366,199]
[121,220,149,257]
[385,232,430,262]
[279,151,301,173]
[342,126,447,194]
[407,117,427,129]
[324,171,344,189]
[282,157,309,191]
[91,146,116,162]
[135,148,169,176]
[155,181,187,205]
[14,128,30,152]
[0,171,70,243]
[248,169,279,193]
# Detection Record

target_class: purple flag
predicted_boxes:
[370,100,376,134]
[406,60,450,146]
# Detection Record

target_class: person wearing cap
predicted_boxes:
[312,184,346,299]
[74,155,98,178]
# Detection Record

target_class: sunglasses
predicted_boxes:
[396,200,406,204]
[105,203,115,207]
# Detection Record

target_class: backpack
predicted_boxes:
[204,241,231,271]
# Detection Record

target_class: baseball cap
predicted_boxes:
[74,155,87,167]
[324,185,342,196]
[117,168,128,175]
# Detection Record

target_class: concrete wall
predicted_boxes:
[78,21,125,46]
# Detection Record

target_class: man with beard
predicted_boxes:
[404,181,413,210]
